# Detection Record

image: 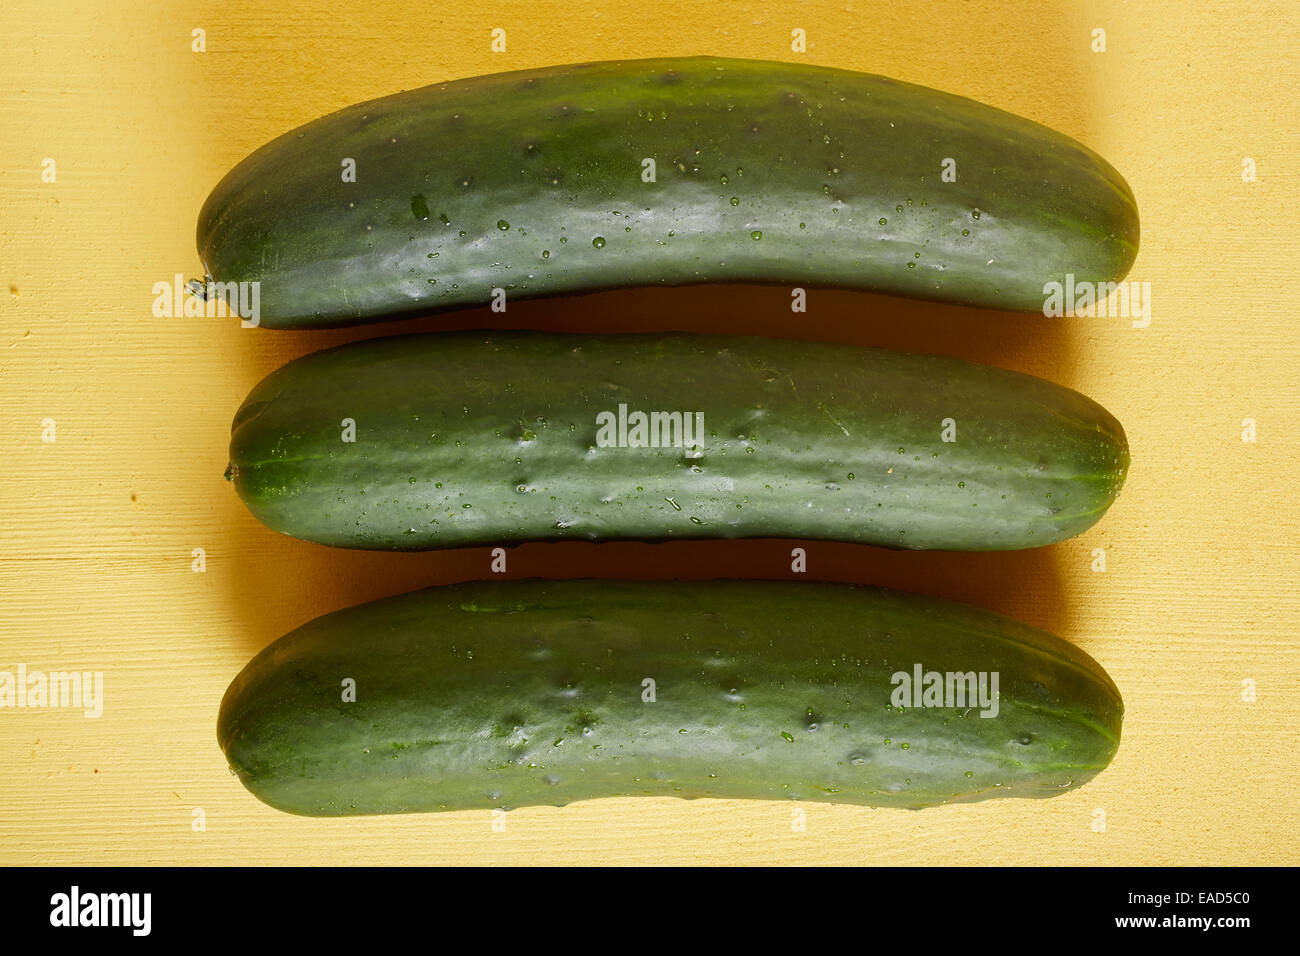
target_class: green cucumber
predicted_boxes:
[197,56,1139,328]
[226,332,1129,551]
[217,579,1123,815]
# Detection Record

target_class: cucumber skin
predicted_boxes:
[197,57,1139,328]
[217,580,1123,816]
[227,332,1129,551]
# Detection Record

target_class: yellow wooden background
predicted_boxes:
[1,0,1296,865]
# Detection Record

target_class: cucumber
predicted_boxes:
[226,332,1129,551]
[217,579,1123,815]
[197,57,1139,328]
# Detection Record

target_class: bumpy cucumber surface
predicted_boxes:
[217,579,1123,815]
[197,57,1139,327]
[226,332,1129,551]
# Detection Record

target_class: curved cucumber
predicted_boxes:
[226,332,1129,551]
[197,56,1139,328]
[217,579,1124,815]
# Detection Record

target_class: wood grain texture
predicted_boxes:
[1,0,1296,865]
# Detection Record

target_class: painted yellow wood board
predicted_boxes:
[1,0,1296,865]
